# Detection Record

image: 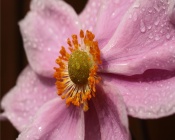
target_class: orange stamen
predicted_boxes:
[54,30,102,111]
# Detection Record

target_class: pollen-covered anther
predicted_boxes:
[54,30,102,111]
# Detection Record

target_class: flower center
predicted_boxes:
[68,50,91,85]
[54,30,101,111]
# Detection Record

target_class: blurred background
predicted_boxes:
[1,0,175,139]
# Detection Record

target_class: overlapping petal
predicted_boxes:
[17,98,84,140]
[92,81,130,140]
[101,0,175,75]
[19,0,81,77]
[95,0,135,48]
[79,0,102,31]
[170,5,175,25]
[102,69,175,118]
[84,100,101,140]
[1,66,57,131]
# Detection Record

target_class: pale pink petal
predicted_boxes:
[170,5,175,25]
[95,0,135,48]
[84,100,101,140]
[17,98,84,140]
[92,82,130,140]
[79,0,102,31]
[101,0,175,75]
[102,69,175,118]
[19,0,81,77]
[1,66,57,131]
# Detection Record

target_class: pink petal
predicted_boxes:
[95,0,135,48]
[92,82,130,140]
[79,0,102,31]
[101,0,175,75]
[84,100,101,140]
[1,66,57,131]
[17,98,84,140]
[102,69,175,118]
[170,5,175,25]
[19,0,81,77]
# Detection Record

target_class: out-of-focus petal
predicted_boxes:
[92,80,130,140]
[1,66,57,131]
[84,100,101,140]
[101,0,175,75]
[170,4,175,25]
[0,113,6,121]
[79,0,102,31]
[19,0,81,77]
[102,69,175,118]
[95,0,135,48]
[17,98,84,140]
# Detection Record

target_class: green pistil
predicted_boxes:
[68,50,91,85]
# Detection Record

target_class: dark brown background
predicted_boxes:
[1,0,175,140]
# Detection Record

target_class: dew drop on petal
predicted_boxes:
[148,7,153,13]
[140,19,146,33]
[154,17,160,26]
[166,33,171,39]
[38,126,42,132]
[133,1,140,8]
[148,33,154,39]
[133,12,137,21]
[147,25,152,30]
[155,35,160,40]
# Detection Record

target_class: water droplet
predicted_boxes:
[154,17,160,26]
[133,12,137,21]
[133,2,140,8]
[145,87,148,91]
[148,7,153,13]
[38,126,42,132]
[140,19,146,33]
[154,4,160,12]
[147,25,152,30]
[160,29,164,33]
[155,35,160,40]
[162,5,166,10]
[111,12,116,18]
[148,33,153,39]
[142,8,145,11]
[166,33,171,39]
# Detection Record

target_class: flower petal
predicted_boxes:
[95,0,135,48]
[101,0,175,75]
[17,98,84,140]
[84,100,101,140]
[92,81,130,140]
[170,5,175,25]
[1,66,57,131]
[102,69,175,118]
[19,0,81,77]
[79,0,102,31]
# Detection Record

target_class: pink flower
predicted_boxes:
[1,0,175,139]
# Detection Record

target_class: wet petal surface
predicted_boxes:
[17,98,84,140]
[101,0,175,75]
[102,69,175,118]
[1,66,57,131]
[20,0,80,77]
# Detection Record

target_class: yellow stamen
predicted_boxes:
[54,30,101,111]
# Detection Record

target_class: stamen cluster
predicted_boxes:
[54,30,101,111]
